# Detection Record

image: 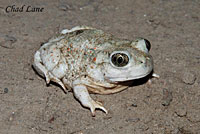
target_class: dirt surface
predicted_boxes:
[0,0,200,133]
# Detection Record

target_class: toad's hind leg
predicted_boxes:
[73,84,108,116]
[33,50,67,92]
[33,50,51,84]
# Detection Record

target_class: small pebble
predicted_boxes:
[58,5,68,11]
[131,104,137,107]
[162,88,173,106]
[48,117,55,123]
[0,35,17,49]
[177,127,193,134]
[29,78,34,80]
[182,71,196,85]
[58,5,72,11]
[5,35,17,43]
[175,104,187,117]
[126,118,140,122]
[103,116,112,120]
[4,88,8,93]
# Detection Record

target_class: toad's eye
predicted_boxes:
[111,53,129,67]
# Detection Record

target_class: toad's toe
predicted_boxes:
[89,100,108,116]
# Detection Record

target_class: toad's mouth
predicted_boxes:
[105,69,153,82]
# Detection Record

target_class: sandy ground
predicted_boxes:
[0,0,200,133]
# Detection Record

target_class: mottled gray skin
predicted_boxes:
[33,26,154,116]
[57,28,152,86]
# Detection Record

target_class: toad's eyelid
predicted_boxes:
[110,51,130,68]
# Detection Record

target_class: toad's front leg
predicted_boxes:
[73,81,108,116]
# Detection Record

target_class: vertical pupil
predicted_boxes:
[117,56,123,64]
[111,53,129,67]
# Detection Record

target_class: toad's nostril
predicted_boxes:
[140,60,144,64]
[139,58,146,64]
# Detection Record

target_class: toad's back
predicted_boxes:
[33,26,155,115]
[51,28,128,85]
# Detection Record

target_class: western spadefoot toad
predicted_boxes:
[33,26,155,116]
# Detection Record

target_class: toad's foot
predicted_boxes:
[148,73,160,84]
[152,73,160,78]
[73,84,108,116]
[33,51,67,92]
[48,73,67,92]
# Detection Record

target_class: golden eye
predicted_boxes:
[111,53,129,67]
